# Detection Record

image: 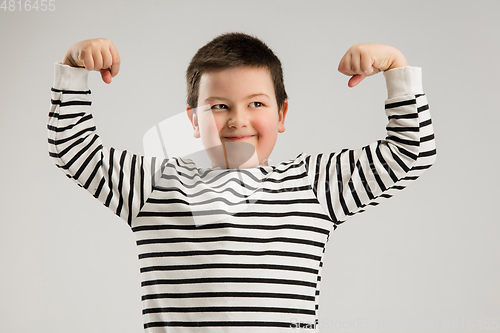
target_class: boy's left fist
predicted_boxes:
[338,43,409,87]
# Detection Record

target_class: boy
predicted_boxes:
[48,33,436,332]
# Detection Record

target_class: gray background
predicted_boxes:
[1,0,499,332]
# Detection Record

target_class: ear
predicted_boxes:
[186,106,200,138]
[278,100,288,133]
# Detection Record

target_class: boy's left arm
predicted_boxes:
[305,44,436,225]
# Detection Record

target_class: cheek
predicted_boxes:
[255,118,278,147]
[256,115,278,136]
[215,117,226,133]
[199,113,222,147]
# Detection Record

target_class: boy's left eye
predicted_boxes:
[249,102,263,108]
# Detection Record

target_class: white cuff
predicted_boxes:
[384,66,423,99]
[53,62,89,91]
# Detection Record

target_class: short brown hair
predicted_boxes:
[186,32,288,112]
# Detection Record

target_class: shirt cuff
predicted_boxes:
[383,66,423,99]
[53,62,89,91]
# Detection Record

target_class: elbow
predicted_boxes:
[427,149,437,169]
[410,146,437,174]
[420,147,437,170]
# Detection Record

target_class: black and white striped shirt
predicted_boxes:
[48,62,436,332]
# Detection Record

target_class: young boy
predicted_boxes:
[48,33,436,332]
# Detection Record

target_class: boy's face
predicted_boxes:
[187,66,288,169]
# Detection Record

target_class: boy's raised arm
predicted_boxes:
[305,44,437,225]
[48,38,161,226]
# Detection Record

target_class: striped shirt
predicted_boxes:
[47,62,436,332]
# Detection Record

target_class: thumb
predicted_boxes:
[348,74,366,88]
[100,68,112,84]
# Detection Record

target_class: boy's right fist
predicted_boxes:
[62,38,120,84]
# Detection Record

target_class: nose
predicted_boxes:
[226,106,248,128]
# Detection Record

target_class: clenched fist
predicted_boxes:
[62,38,120,84]
[338,43,409,88]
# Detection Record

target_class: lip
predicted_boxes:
[224,135,254,140]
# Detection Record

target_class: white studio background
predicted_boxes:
[1,0,499,332]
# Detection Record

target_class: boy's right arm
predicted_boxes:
[48,39,162,226]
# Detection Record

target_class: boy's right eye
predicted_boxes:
[211,104,228,110]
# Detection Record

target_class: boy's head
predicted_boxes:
[186,32,288,112]
[186,32,289,169]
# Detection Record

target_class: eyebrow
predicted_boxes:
[204,93,270,102]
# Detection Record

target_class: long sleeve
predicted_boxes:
[47,62,162,226]
[305,66,436,225]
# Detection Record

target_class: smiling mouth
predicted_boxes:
[224,135,254,140]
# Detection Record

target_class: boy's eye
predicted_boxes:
[249,102,263,108]
[211,104,228,110]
